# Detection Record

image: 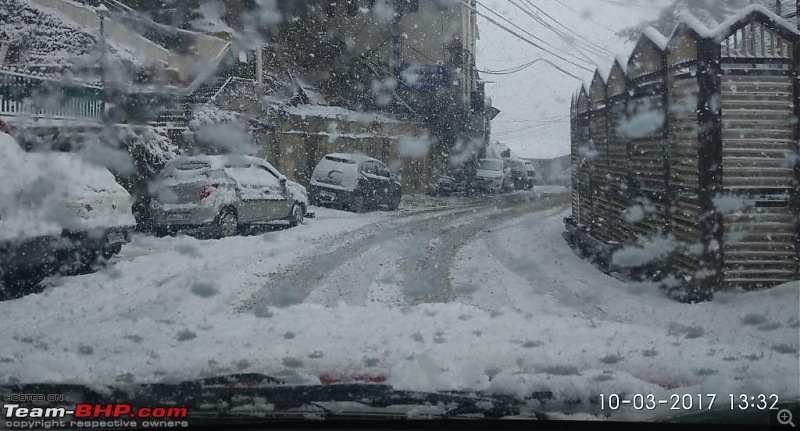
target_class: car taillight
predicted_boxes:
[200,183,219,201]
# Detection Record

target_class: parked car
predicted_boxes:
[475,158,513,194]
[524,161,537,190]
[149,155,308,238]
[503,159,529,191]
[308,153,402,212]
[0,132,135,291]
[426,171,467,197]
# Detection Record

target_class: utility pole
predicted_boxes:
[392,4,403,79]
[97,3,111,127]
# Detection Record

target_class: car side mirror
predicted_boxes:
[280,178,287,185]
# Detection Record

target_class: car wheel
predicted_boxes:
[387,193,401,211]
[351,194,367,213]
[0,269,47,300]
[69,248,99,275]
[102,243,123,260]
[215,208,239,238]
[288,204,304,227]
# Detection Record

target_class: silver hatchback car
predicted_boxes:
[149,155,308,238]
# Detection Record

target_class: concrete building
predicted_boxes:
[322,0,480,116]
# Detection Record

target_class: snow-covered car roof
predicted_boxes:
[163,155,285,178]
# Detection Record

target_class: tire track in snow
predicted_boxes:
[399,195,568,305]
[236,192,566,311]
[235,205,487,311]
[480,204,634,324]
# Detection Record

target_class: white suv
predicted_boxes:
[475,158,514,194]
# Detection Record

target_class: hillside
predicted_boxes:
[0,0,137,76]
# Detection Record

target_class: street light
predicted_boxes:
[96,3,111,126]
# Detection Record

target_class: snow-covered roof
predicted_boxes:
[667,4,800,45]
[0,0,138,71]
[576,84,589,101]
[712,4,800,39]
[0,65,102,87]
[593,65,610,85]
[670,11,716,40]
[641,27,669,51]
[189,104,243,130]
[589,69,606,96]
[613,56,629,74]
[165,154,269,171]
[603,58,628,84]
[283,105,400,124]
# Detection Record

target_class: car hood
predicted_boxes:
[0,373,547,421]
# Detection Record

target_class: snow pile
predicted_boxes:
[612,236,678,268]
[119,126,180,178]
[189,104,256,155]
[0,196,796,422]
[284,105,399,124]
[0,0,136,72]
[189,104,243,130]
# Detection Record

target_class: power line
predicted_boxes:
[550,0,620,34]
[520,0,617,56]
[477,58,579,76]
[512,0,615,59]
[458,0,592,78]
[493,119,569,137]
[474,0,596,66]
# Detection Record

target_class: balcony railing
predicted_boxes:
[0,69,104,123]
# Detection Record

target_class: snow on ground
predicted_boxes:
[0,192,796,421]
[0,0,139,70]
[451,207,800,418]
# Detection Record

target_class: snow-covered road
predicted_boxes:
[0,189,797,421]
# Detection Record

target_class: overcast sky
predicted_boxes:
[475,0,668,159]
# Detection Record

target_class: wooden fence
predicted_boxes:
[570,6,800,298]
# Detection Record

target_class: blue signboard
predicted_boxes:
[398,64,450,93]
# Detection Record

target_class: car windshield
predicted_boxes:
[479,160,504,171]
[1,0,798,428]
